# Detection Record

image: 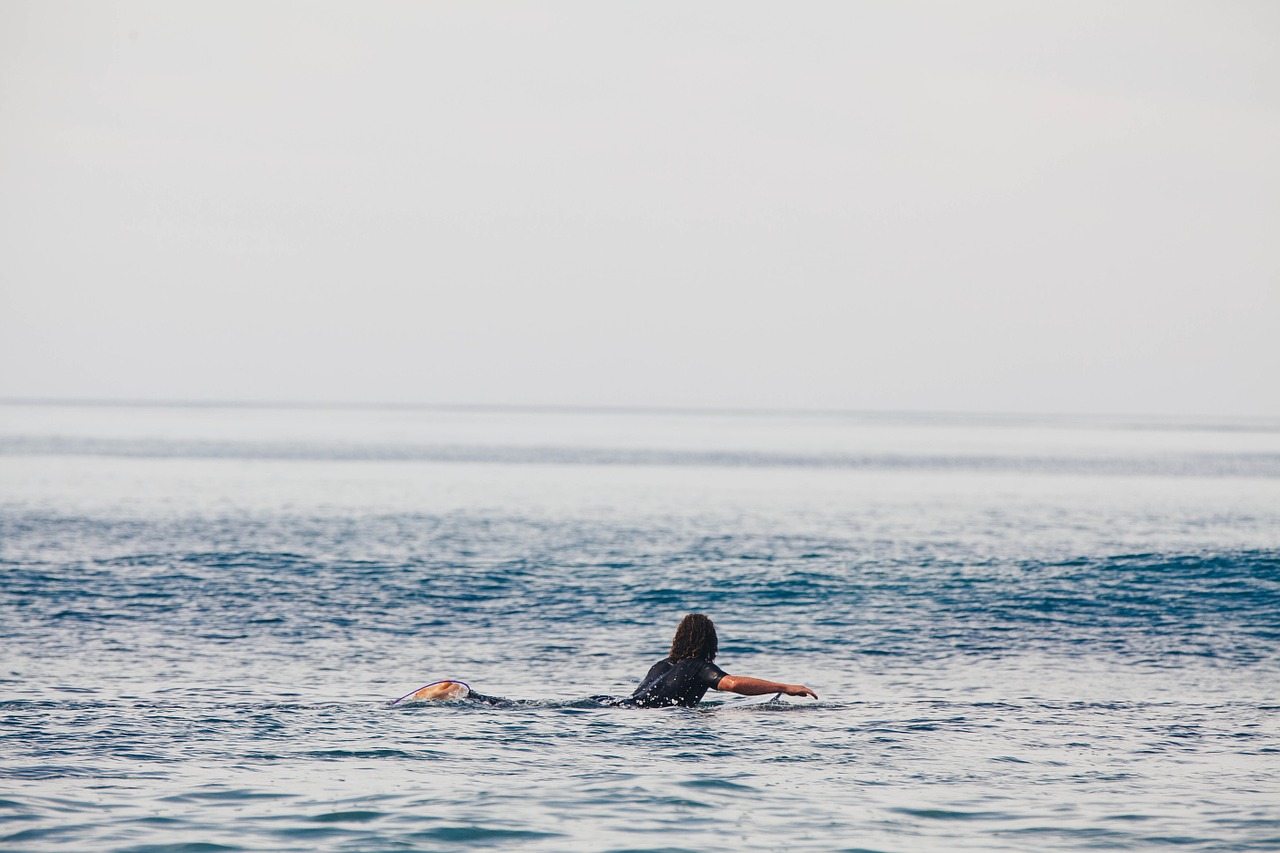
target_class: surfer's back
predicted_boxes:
[626,656,727,708]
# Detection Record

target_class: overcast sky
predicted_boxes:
[1,1,1276,416]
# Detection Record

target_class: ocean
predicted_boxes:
[2,402,1278,852]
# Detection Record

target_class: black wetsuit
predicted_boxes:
[621,657,728,708]
[451,657,728,709]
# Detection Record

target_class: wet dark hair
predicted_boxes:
[669,613,718,663]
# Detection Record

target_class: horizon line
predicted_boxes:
[1,396,1278,428]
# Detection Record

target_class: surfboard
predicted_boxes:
[716,692,783,708]
[390,680,472,705]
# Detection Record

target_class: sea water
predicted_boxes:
[1,403,1278,852]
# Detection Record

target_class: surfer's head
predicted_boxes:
[669,613,718,662]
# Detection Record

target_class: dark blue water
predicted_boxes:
[2,404,1278,851]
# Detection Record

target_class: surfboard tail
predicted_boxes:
[391,680,472,705]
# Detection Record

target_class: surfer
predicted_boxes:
[393,613,817,707]
[614,613,818,707]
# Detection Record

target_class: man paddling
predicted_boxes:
[393,613,817,707]
[618,613,817,707]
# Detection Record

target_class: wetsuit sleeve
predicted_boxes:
[700,661,728,689]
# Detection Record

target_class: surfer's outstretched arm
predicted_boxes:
[716,674,817,699]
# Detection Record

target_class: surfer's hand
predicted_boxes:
[784,684,818,699]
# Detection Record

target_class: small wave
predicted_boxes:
[308,811,385,823]
[406,826,565,842]
[892,807,1010,821]
[5,435,1279,478]
[113,840,240,845]
[304,748,425,760]
[678,778,757,791]
[161,789,296,804]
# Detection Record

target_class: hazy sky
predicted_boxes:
[1,1,1277,416]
